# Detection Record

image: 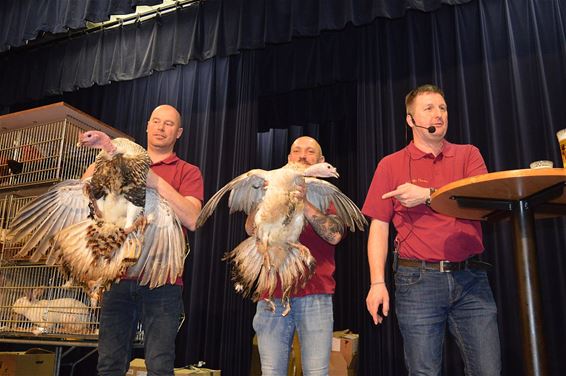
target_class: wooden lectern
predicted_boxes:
[430,168,566,376]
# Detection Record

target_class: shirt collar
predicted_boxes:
[151,152,179,166]
[407,140,455,160]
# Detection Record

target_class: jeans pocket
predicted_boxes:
[394,269,422,292]
[468,268,488,281]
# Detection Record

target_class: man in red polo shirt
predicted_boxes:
[248,136,345,375]
[95,104,203,376]
[362,85,501,375]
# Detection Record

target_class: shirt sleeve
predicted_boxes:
[361,157,395,223]
[178,164,204,202]
[465,145,488,177]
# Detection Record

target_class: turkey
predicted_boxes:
[8,131,186,305]
[196,161,367,315]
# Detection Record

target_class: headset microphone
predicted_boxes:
[409,114,436,134]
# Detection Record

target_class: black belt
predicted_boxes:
[396,257,491,273]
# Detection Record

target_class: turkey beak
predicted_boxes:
[328,166,339,178]
[76,133,84,147]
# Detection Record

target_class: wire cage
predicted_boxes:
[0,103,143,345]
[0,118,98,191]
[0,264,97,339]
[0,193,39,262]
[0,264,144,342]
[0,102,132,192]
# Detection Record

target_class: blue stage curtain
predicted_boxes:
[0,0,474,53]
[0,0,164,52]
[0,0,474,106]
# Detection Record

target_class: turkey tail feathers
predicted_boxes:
[223,237,316,306]
[50,220,140,285]
[223,237,262,298]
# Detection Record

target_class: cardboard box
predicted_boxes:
[126,358,145,376]
[329,330,359,376]
[0,348,55,376]
[329,352,357,376]
[128,358,220,376]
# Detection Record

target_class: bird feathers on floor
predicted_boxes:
[8,131,186,304]
[197,161,367,315]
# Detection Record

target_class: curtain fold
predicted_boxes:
[0,0,476,53]
[0,0,475,106]
[0,0,163,52]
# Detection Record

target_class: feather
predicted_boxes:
[198,161,367,315]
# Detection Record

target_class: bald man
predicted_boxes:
[248,136,345,375]
[95,104,204,376]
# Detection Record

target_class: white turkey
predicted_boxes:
[8,131,186,304]
[196,161,367,314]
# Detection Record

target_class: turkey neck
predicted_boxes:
[100,138,117,155]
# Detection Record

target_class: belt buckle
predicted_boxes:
[439,260,450,273]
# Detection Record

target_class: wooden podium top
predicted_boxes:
[430,168,566,220]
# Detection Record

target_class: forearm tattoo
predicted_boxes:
[309,214,345,243]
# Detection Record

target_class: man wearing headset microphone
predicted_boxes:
[362,84,501,375]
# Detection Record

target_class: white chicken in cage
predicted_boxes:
[12,288,92,335]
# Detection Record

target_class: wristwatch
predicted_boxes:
[425,187,436,206]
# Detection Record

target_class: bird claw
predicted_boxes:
[257,242,272,270]
[289,242,315,271]
[289,242,309,257]
[262,253,272,270]
[84,184,103,219]
[89,292,100,308]
[86,279,103,307]
[281,297,291,317]
[263,298,276,313]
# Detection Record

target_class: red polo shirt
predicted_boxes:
[362,141,487,262]
[150,153,204,202]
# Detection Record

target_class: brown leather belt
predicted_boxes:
[396,257,491,273]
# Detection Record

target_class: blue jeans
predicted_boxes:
[394,267,501,376]
[253,294,333,376]
[97,280,183,376]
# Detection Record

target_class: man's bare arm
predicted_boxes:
[146,170,201,231]
[303,201,344,245]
